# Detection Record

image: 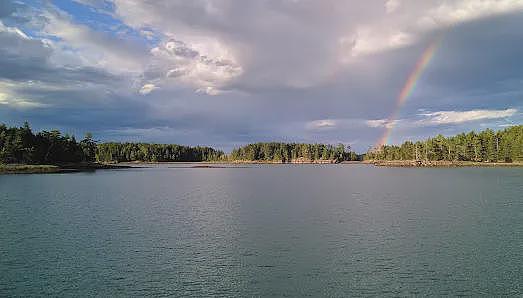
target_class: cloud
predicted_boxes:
[364,109,518,129]
[307,118,390,130]
[0,20,125,91]
[111,0,362,89]
[72,0,112,10]
[139,83,157,95]
[0,82,48,109]
[366,119,398,129]
[0,2,134,111]
[0,20,29,38]
[347,28,413,57]
[196,86,220,96]
[419,0,523,29]
[419,108,518,125]
[40,8,147,73]
[343,0,523,58]
[110,0,523,88]
[0,98,47,108]
[306,119,338,130]
[145,38,242,94]
[385,0,401,14]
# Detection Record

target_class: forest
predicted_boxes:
[0,123,223,164]
[229,142,359,162]
[96,143,224,162]
[0,123,360,164]
[365,125,523,162]
[0,122,96,164]
[2,122,522,165]
[96,142,359,163]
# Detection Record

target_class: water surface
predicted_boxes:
[1,165,522,296]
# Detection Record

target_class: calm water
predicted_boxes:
[1,164,522,296]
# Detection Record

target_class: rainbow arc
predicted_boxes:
[375,35,445,148]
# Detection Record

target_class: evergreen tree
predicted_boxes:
[365,125,523,163]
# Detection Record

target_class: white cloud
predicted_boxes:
[306,119,338,130]
[385,0,401,14]
[196,86,220,96]
[344,0,523,57]
[140,29,156,40]
[0,21,29,39]
[72,0,110,9]
[147,38,242,94]
[348,28,413,57]
[364,109,518,129]
[366,119,397,128]
[420,0,523,29]
[41,8,146,73]
[307,118,392,131]
[0,82,48,109]
[0,98,47,108]
[139,83,157,95]
[419,108,517,125]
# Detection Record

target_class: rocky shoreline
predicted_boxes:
[229,158,339,164]
[5,160,521,173]
[119,159,341,165]
[367,160,523,167]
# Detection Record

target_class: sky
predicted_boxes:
[0,0,522,152]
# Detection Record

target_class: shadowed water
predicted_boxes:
[1,164,522,296]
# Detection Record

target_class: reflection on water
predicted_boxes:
[1,165,522,296]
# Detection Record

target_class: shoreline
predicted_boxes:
[3,160,523,174]
[119,160,523,167]
[0,163,130,175]
[366,160,523,168]
[117,159,341,165]
[118,160,344,168]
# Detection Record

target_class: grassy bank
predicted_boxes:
[366,160,523,167]
[0,164,63,174]
[0,163,129,174]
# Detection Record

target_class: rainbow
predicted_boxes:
[375,36,444,148]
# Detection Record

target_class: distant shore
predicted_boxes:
[0,163,129,174]
[230,158,340,164]
[99,160,523,167]
[118,159,341,165]
[366,160,523,167]
[4,160,523,174]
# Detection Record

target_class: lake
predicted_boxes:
[1,164,522,296]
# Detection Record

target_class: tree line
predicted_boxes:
[97,142,359,163]
[0,122,97,164]
[229,142,360,162]
[365,125,523,162]
[96,143,224,162]
[1,123,361,164]
[0,123,224,164]
[4,122,521,165]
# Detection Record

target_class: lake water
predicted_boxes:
[1,164,522,296]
